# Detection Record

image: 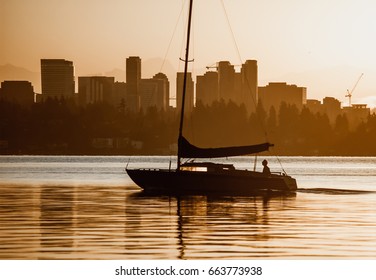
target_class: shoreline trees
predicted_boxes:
[1,98,375,156]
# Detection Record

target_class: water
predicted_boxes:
[0,156,375,259]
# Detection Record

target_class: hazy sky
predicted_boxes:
[1,0,376,106]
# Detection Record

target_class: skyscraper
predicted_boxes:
[258,82,307,112]
[176,72,194,116]
[196,59,258,113]
[78,76,115,106]
[0,81,35,107]
[41,59,74,99]
[126,56,141,112]
[153,72,170,110]
[140,73,170,111]
[218,61,235,102]
[241,60,258,113]
[196,71,218,106]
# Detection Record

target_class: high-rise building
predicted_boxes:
[140,73,169,111]
[113,82,127,111]
[153,72,170,109]
[196,71,218,106]
[41,59,74,100]
[305,99,322,114]
[78,76,115,106]
[258,82,307,112]
[176,72,194,116]
[343,104,370,130]
[218,61,235,102]
[126,56,141,112]
[196,60,258,113]
[241,60,258,113]
[322,97,341,124]
[0,81,35,107]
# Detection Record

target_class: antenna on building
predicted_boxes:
[345,73,364,107]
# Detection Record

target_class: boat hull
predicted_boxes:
[126,168,297,195]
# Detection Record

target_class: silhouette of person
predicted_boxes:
[262,159,271,175]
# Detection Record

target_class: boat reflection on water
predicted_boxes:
[127,191,296,259]
[40,185,75,256]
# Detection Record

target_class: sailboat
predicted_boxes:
[126,0,297,195]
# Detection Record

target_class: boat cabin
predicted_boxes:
[180,162,235,172]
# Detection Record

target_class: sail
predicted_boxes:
[178,136,273,158]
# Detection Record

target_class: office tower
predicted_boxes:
[342,104,370,130]
[113,82,127,111]
[78,76,115,106]
[140,73,169,111]
[126,56,141,112]
[0,81,35,107]
[241,60,258,113]
[258,82,307,112]
[41,59,74,99]
[176,72,194,116]
[218,61,235,102]
[322,97,342,125]
[196,71,218,106]
[153,72,170,110]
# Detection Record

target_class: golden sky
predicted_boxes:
[1,0,376,106]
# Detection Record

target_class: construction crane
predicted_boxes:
[345,73,364,107]
[206,62,218,70]
[205,62,242,70]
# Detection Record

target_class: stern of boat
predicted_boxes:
[282,175,298,191]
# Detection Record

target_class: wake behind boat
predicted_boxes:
[126,0,297,194]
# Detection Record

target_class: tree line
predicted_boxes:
[1,98,376,155]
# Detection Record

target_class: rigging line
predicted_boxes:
[160,0,187,73]
[220,0,243,64]
[178,4,187,73]
[220,0,269,142]
[267,149,287,175]
[276,155,287,175]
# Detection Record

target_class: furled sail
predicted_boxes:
[178,136,273,158]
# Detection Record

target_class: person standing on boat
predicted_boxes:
[262,159,271,175]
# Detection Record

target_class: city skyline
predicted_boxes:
[0,55,374,119]
[1,0,376,107]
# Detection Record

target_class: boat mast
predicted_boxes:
[177,0,194,171]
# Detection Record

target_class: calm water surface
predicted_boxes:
[0,156,375,259]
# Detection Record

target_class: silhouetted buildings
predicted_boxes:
[241,60,258,113]
[113,82,128,110]
[1,55,374,144]
[196,60,258,113]
[124,57,170,112]
[139,73,169,112]
[305,97,370,130]
[126,56,141,112]
[177,72,194,116]
[322,97,342,124]
[196,71,218,106]
[40,59,75,100]
[218,61,235,103]
[343,104,370,129]
[78,76,115,105]
[258,82,307,112]
[152,72,170,111]
[306,99,322,114]
[0,81,35,107]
